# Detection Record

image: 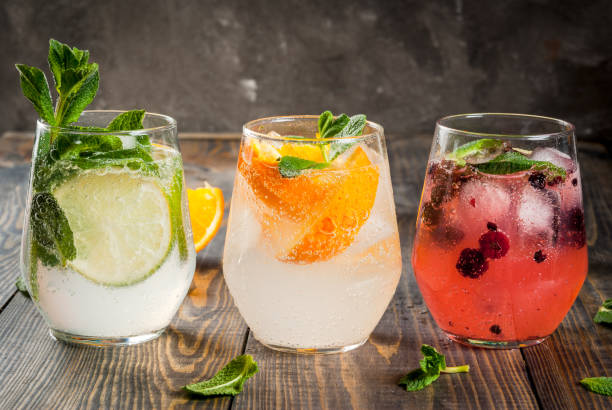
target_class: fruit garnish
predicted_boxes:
[475,151,566,182]
[183,354,258,397]
[580,377,612,396]
[593,299,612,325]
[278,146,379,263]
[486,222,497,231]
[528,172,547,190]
[187,185,224,253]
[398,344,469,392]
[278,111,367,177]
[534,250,546,263]
[456,248,488,278]
[447,139,506,166]
[53,172,172,286]
[478,231,510,259]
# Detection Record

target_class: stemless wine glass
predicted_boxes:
[412,113,588,348]
[223,115,402,354]
[20,110,196,346]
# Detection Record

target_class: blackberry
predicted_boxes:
[528,173,546,190]
[533,250,546,263]
[561,207,586,248]
[421,202,441,226]
[489,325,502,335]
[456,248,488,278]
[487,222,497,231]
[478,231,510,259]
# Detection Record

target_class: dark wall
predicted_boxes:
[1,0,611,138]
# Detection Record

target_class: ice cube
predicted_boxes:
[517,186,559,239]
[457,179,512,231]
[529,147,575,172]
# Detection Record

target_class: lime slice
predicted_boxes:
[53,171,172,286]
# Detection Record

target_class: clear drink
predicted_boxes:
[20,111,196,345]
[412,113,588,348]
[223,115,401,353]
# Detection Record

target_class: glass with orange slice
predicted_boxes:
[223,114,402,354]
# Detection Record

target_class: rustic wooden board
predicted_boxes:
[0,132,610,409]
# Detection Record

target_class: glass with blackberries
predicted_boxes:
[412,113,588,348]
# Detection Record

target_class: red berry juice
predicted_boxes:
[412,156,588,346]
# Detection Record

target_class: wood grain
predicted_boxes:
[0,132,610,409]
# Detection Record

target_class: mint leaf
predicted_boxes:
[278,156,330,178]
[320,113,349,139]
[15,64,55,125]
[448,139,506,166]
[30,192,76,267]
[107,110,145,131]
[328,114,367,161]
[580,377,612,396]
[476,151,566,181]
[168,158,188,261]
[55,64,99,126]
[318,110,333,136]
[48,39,91,93]
[15,276,30,298]
[183,355,259,397]
[399,344,469,392]
[593,299,612,325]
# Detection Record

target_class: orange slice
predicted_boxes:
[278,146,379,263]
[187,185,224,252]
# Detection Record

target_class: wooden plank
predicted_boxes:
[233,136,539,409]
[0,138,249,408]
[521,140,612,410]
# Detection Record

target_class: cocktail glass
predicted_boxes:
[20,110,196,346]
[223,115,402,354]
[412,113,588,348]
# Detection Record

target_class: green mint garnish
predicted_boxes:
[278,156,330,178]
[475,151,567,181]
[15,276,30,298]
[279,110,367,177]
[106,109,145,131]
[15,64,56,125]
[580,377,612,396]
[30,192,76,268]
[399,344,469,392]
[183,354,259,397]
[593,299,612,325]
[447,139,506,166]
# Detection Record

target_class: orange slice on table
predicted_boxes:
[187,185,224,252]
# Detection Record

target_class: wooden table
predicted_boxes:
[0,131,610,409]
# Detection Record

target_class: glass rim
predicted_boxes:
[242,115,384,143]
[436,113,575,141]
[36,110,177,135]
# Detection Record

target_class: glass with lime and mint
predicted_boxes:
[17,40,195,345]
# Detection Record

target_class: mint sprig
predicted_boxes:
[399,344,469,392]
[183,355,259,397]
[278,110,367,177]
[475,151,566,181]
[593,299,612,325]
[580,377,612,396]
[447,139,506,166]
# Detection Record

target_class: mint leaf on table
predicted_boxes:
[278,156,330,178]
[593,299,612,325]
[30,192,76,267]
[580,377,612,396]
[447,139,506,166]
[399,344,469,392]
[183,355,259,397]
[15,64,56,125]
[475,151,567,181]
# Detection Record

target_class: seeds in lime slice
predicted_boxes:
[53,171,172,286]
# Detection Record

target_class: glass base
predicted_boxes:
[256,337,368,355]
[445,331,547,349]
[49,328,165,347]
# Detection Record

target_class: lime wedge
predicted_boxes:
[53,171,172,286]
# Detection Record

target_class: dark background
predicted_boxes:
[1,0,611,138]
